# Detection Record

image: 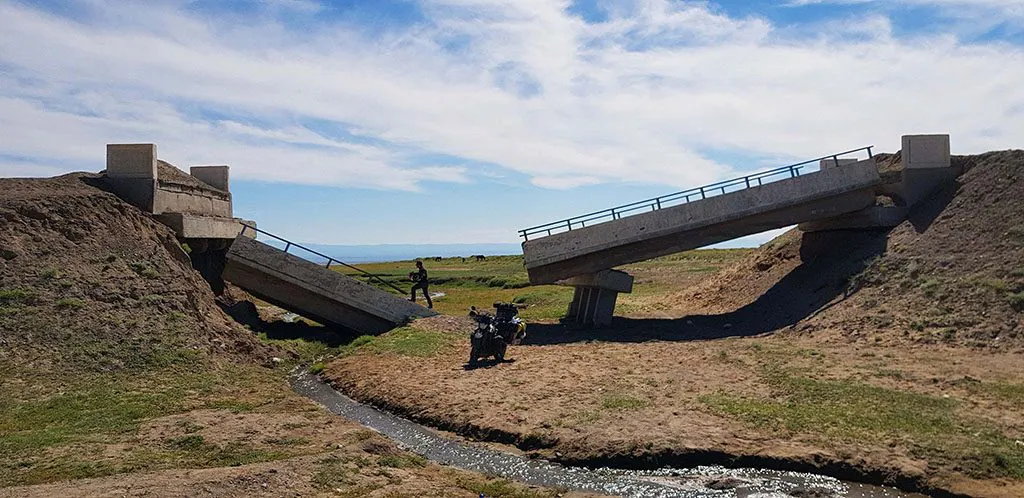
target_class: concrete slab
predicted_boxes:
[798,206,909,232]
[562,269,634,293]
[820,158,858,170]
[523,158,881,284]
[155,213,252,240]
[154,184,233,217]
[223,236,436,334]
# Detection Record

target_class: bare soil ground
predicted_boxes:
[325,151,1024,498]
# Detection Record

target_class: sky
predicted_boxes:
[1,0,1022,246]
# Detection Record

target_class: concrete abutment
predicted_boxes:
[800,134,955,232]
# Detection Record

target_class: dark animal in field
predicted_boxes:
[473,254,486,261]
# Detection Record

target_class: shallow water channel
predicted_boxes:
[291,372,927,498]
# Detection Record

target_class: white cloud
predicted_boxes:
[0,0,1022,193]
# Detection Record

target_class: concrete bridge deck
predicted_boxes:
[223,234,436,335]
[522,155,881,285]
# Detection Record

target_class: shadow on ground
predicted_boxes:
[523,228,895,346]
[219,300,358,347]
[463,358,517,371]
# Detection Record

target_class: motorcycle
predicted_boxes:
[467,302,527,365]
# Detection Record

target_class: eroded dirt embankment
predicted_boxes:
[0,173,272,370]
[1,173,577,498]
[325,151,1024,498]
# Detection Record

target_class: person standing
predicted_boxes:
[410,260,432,308]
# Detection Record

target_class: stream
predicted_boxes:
[291,372,928,498]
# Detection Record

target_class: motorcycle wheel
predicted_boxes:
[469,338,481,365]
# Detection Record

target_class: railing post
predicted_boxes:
[284,242,291,253]
[656,199,662,209]
[833,155,840,169]
[867,146,873,158]
[745,177,750,189]
[700,187,705,199]
[566,220,572,231]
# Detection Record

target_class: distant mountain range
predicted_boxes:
[261,240,523,264]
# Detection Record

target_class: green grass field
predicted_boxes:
[332,249,750,320]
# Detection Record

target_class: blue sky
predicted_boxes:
[1,0,1022,246]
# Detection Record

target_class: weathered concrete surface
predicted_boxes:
[105,144,158,212]
[899,135,955,206]
[903,134,950,170]
[820,158,858,170]
[104,143,234,218]
[523,158,881,284]
[153,183,232,217]
[155,213,252,239]
[563,270,633,326]
[223,235,436,334]
[107,144,157,179]
[798,206,909,232]
[563,270,634,293]
[190,166,229,192]
[566,286,620,326]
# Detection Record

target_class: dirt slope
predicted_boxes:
[671,150,1024,347]
[0,173,269,371]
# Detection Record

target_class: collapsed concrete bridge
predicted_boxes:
[223,228,436,334]
[520,135,957,326]
[104,143,435,335]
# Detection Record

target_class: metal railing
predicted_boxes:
[519,146,874,240]
[238,224,408,295]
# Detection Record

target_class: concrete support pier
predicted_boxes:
[563,270,633,326]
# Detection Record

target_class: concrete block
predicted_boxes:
[819,158,858,170]
[901,167,959,207]
[902,135,950,169]
[563,269,634,293]
[190,166,230,192]
[105,178,157,213]
[107,144,157,179]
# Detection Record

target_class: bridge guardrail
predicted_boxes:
[519,146,874,240]
[237,224,408,295]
